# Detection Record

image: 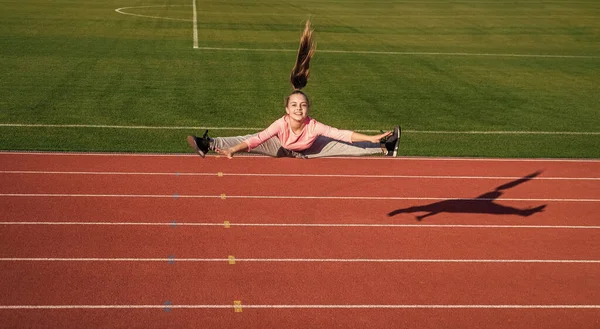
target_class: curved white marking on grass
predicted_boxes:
[1,123,599,135]
[115,5,192,22]
[2,170,598,181]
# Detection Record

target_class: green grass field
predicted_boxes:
[1,0,599,157]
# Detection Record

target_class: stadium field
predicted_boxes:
[1,0,599,157]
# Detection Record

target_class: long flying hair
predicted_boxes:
[286,20,316,106]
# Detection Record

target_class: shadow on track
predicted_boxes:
[387,171,547,221]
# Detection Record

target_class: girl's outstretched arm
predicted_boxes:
[351,131,392,144]
[215,142,248,159]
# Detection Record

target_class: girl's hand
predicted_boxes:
[215,147,235,159]
[214,142,249,159]
[372,131,392,143]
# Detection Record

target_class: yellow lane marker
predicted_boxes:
[228,256,236,265]
[220,193,226,199]
[217,172,223,177]
[233,300,243,313]
[224,221,231,228]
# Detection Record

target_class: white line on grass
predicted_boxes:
[191,12,600,19]
[1,170,598,181]
[1,123,599,135]
[0,194,598,202]
[1,258,598,263]
[192,0,198,49]
[112,5,599,59]
[1,304,599,310]
[310,0,600,3]
[114,5,600,20]
[196,46,600,59]
[1,222,599,229]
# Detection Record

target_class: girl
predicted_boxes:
[187,20,400,159]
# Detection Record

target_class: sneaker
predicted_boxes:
[186,130,211,158]
[384,126,401,156]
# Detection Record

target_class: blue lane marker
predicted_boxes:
[163,300,172,312]
[170,220,177,227]
[173,193,179,199]
[168,255,175,264]
[175,172,180,176]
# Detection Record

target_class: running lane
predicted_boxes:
[0,152,598,329]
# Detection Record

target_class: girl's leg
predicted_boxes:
[302,137,383,158]
[211,135,292,157]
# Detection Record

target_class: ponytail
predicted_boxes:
[290,20,316,91]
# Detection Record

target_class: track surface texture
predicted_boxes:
[1,152,599,328]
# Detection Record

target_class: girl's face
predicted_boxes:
[285,93,309,122]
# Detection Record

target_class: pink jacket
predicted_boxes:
[244,115,353,151]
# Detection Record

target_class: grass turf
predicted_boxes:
[1,0,599,157]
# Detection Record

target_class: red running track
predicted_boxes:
[0,152,599,328]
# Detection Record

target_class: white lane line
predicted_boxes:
[0,194,598,202]
[1,170,598,181]
[1,304,599,310]
[192,0,198,49]
[1,222,599,229]
[0,170,214,176]
[3,123,600,135]
[1,258,598,263]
